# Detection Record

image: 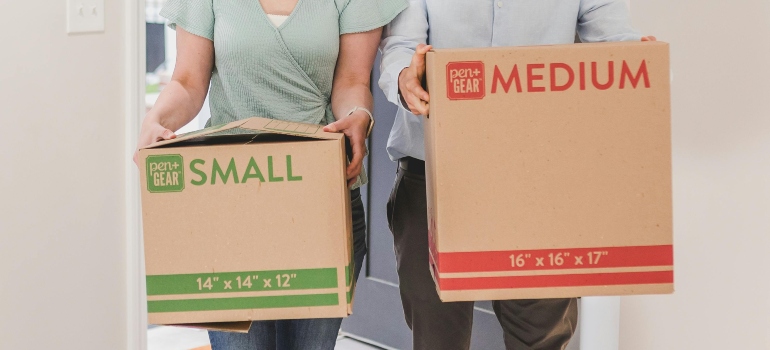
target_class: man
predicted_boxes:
[379,1,656,349]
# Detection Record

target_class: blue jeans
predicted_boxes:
[209,190,367,350]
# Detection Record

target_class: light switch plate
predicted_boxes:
[67,0,105,34]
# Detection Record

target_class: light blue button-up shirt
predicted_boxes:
[379,0,642,161]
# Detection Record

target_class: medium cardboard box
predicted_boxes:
[138,117,355,330]
[424,42,673,302]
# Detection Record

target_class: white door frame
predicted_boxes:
[125,0,147,349]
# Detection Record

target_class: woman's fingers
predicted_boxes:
[322,120,342,133]
[347,136,365,180]
[134,123,176,168]
[155,127,176,142]
[322,115,368,185]
[162,129,176,140]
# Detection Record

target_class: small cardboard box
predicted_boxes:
[424,42,673,301]
[138,117,355,329]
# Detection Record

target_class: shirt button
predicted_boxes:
[497,1,503,7]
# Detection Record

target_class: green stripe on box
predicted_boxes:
[147,268,338,296]
[347,290,352,304]
[345,265,351,287]
[148,293,340,313]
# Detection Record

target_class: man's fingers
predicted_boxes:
[406,75,429,101]
[412,44,430,64]
[404,87,430,116]
[410,103,429,116]
[413,85,430,102]
[642,35,657,42]
[415,44,432,56]
[405,93,423,115]
[410,90,429,115]
[417,100,430,116]
[405,44,432,111]
[411,44,432,77]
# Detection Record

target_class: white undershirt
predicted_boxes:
[266,14,289,27]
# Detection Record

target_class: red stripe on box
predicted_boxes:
[439,271,673,291]
[438,245,673,273]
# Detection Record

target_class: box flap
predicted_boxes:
[239,117,342,141]
[168,321,253,333]
[141,117,342,150]
[141,119,249,150]
[429,40,669,55]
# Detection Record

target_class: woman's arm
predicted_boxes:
[325,28,383,185]
[134,27,214,163]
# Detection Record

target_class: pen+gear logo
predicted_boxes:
[146,154,185,193]
[446,61,486,100]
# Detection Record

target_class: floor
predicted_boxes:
[148,326,382,350]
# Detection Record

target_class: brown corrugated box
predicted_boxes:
[424,41,673,301]
[138,117,355,331]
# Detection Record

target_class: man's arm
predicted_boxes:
[378,0,429,113]
[577,0,643,42]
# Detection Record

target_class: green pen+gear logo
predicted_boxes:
[146,154,185,193]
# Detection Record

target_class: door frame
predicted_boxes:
[125,1,147,350]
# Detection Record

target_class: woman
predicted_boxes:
[135,0,408,348]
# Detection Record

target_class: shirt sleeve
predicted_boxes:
[378,0,428,109]
[337,0,409,35]
[160,0,215,41]
[577,0,642,42]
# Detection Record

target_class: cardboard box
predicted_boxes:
[424,42,673,301]
[138,117,355,329]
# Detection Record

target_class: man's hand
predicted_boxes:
[641,36,657,41]
[398,44,432,116]
[323,112,370,187]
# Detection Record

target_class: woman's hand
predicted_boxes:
[330,27,381,186]
[133,119,176,166]
[133,27,215,167]
[323,111,370,186]
[642,36,657,41]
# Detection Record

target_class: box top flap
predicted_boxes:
[141,119,249,150]
[141,117,341,150]
[428,41,669,55]
[238,117,342,141]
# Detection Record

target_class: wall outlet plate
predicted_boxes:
[67,0,105,34]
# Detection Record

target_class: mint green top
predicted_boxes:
[160,0,407,188]
[160,0,407,127]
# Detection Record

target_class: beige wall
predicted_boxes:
[622,1,770,349]
[0,0,128,349]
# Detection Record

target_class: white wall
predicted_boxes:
[621,2,770,349]
[0,1,128,349]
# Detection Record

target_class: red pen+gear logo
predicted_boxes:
[446,61,486,100]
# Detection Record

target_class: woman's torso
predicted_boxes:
[205,0,348,127]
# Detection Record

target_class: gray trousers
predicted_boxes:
[387,165,578,350]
